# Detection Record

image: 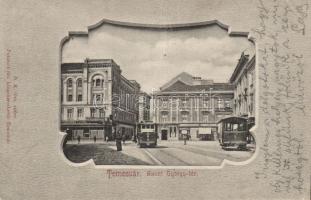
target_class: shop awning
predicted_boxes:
[198,128,211,135]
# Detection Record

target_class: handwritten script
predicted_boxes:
[5,49,18,144]
[252,0,308,194]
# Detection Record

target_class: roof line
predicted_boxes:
[160,74,193,91]
[88,19,228,30]
[229,54,255,83]
[66,18,253,41]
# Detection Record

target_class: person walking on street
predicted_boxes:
[122,133,126,145]
[77,135,81,144]
[116,130,122,151]
[183,134,188,145]
[93,135,97,143]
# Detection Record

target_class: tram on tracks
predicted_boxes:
[137,121,158,148]
[217,116,249,150]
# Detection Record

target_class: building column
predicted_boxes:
[83,80,88,104]
[87,81,92,105]
[156,98,159,123]
[73,107,77,120]
[170,97,173,123]
[197,97,200,122]
[63,81,67,103]
[73,81,76,103]
[190,97,193,122]
[176,98,179,123]
[83,64,88,104]
[63,107,67,120]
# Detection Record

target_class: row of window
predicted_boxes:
[65,76,107,102]
[67,94,83,102]
[66,108,105,119]
[66,93,108,103]
[66,78,83,102]
[159,99,232,108]
[66,77,106,88]
[66,108,84,119]
[160,113,209,123]
[67,78,83,88]
[90,108,105,118]
[159,113,228,123]
[234,92,255,115]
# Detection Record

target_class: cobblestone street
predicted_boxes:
[64,140,254,166]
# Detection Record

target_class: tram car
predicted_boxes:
[137,121,158,148]
[217,116,249,150]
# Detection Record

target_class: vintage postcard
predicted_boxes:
[1,0,310,199]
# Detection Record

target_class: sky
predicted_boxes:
[62,23,254,93]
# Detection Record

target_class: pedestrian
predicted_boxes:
[137,132,140,146]
[122,133,126,144]
[183,134,187,145]
[116,130,122,151]
[93,135,96,143]
[77,135,81,144]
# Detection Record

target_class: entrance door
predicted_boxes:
[161,130,168,140]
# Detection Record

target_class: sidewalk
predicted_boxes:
[65,139,137,145]
[66,139,112,145]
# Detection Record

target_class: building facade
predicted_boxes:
[229,53,256,127]
[138,92,151,122]
[61,58,140,141]
[152,72,234,141]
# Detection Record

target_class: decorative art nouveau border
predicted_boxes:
[58,18,259,169]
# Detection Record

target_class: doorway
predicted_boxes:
[161,130,168,140]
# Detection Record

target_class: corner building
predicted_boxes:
[152,72,234,141]
[229,53,256,128]
[61,59,140,140]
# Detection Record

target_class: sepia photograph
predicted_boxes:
[1,0,310,199]
[60,20,256,166]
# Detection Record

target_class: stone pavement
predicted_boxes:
[63,140,255,166]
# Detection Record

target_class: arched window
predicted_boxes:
[77,79,82,87]
[96,79,101,87]
[92,75,104,87]
[67,79,72,88]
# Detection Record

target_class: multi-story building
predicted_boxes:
[61,58,140,141]
[138,92,151,122]
[229,52,256,127]
[152,72,234,141]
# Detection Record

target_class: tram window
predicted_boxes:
[226,123,233,131]
[238,123,242,131]
[224,123,229,131]
[238,123,246,131]
[232,124,238,131]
